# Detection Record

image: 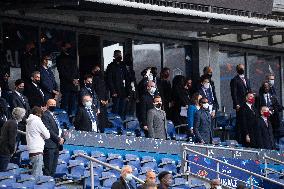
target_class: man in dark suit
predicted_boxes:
[193,97,213,144]
[74,95,99,132]
[56,42,79,117]
[24,71,45,108]
[238,92,258,148]
[20,41,39,84]
[147,96,167,140]
[258,81,283,137]
[111,165,136,189]
[140,81,156,137]
[0,107,26,171]
[256,106,275,150]
[106,50,129,119]
[230,64,251,111]
[10,79,30,113]
[79,74,100,111]
[92,65,109,132]
[39,53,59,102]
[42,99,64,176]
[198,76,218,118]
[266,74,277,96]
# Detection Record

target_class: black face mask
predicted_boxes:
[34,80,40,85]
[206,73,212,78]
[237,69,245,75]
[93,71,101,76]
[48,106,56,112]
[115,56,122,62]
[154,103,162,109]
[17,88,24,94]
[85,83,92,89]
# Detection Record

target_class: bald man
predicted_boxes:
[42,99,64,176]
[140,80,156,137]
[111,165,136,189]
[138,170,156,189]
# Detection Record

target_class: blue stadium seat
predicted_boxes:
[73,150,89,165]
[141,156,158,172]
[6,163,20,175]
[140,166,156,174]
[167,121,188,141]
[91,151,107,162]
[107,153,124,168]
[67,160,86,180]
[59,150,71,163]
[87,162,104,177]
[108,115,123,130]
[36,176,55,189]
[55,161,68,178]
[84,171,101,188]
[125,154,141,171]
[101,172,117,187]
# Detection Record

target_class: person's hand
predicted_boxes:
[41,106,47,112]
[112,93,118,97]
[73,79,79,86]
[211,111,216,118]
[200,140,205,144]
[143,126,148,131]
[190,128,193,134]
[59,138,65,145]
[236,105,240,111]
[96,109,100,115]
[246,135,250,143]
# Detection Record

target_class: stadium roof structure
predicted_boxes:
[1,0,284,38]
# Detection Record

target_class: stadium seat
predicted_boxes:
[107,153,124,168]
[36,176,55,189]
[59,150,71,163]
[125,154,141,171]
[91,151,107,162]
[87,162,104,177]
[54,109,74,129]
[101,172,117,187]
[55,161,69,178]
[72,150,89,165]
[141,156,158,171]
[84,171,101,188]
[67,160,86,180]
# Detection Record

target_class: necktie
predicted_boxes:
[266,94,271,107]
[37,86,44,99]
[52,113,62,137]
[241,77,247,87]
[86,108,97,132]
[19,94,26,104]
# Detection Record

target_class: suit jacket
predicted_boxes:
[93,73,109,101]
[56,52,79,92]
[111,177,136,189]
[10,91,30,114]
[238,104,258,148]
[256,117,275,150]
[147,108,167,139]
[199,87,218,111]
[140,92,154,126]
[74,106,98,132]
[193,109,212,144]
[0,119,18,156]
[230,75,251,109]
[20,52,38,83]
[42,111,60,149]
[24,82,45,108]
[39,66,58,101]
[79,87,100,110]
[106,61,129,97]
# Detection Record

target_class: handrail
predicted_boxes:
[264,154,284,165]
[263,154,284,178]
[182,143,259,154]
[183,147,284,187]
[78,153,145,188]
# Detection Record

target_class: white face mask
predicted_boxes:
[125,174,132,181]
[203,103,209,109]
[149,87,156,95]
[216,186,222,189]
[203,82,210,89]
[47,60,53,68]
[269,79,275,86]
[239,74,245,78]
[84,101,92,108]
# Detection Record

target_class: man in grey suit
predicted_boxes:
[193,97,213,144]
[147,96,167,139]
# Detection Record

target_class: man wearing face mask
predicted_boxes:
[80,74,100,112]
[199,76,218,118]
[265,74,277,96]
[238,92,258,148]
[42,99,64,176]
[24,71,45,108]
[0,107,26,171]
[255,106,275,150]
[111,165,136,189]
[193,97,213,144]
[74,95,99,132]
[106,50,129,119]
[147,96,167,139]
[20,41,39,84]
[157,171,173,189]
[11,79,30,113]
[140,81,156,137]
[39,53,59,102]
[230,64,251,111]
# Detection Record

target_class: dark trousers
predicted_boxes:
[111,97,126,119]
[125,97,136,116]
[60,90,78,117]
[0,155,10,171]
[43,148,59,177]
[98,105,108,132]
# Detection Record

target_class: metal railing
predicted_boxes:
[264,154,284,178]
[78,153,144,189]
[182,147,284,189]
